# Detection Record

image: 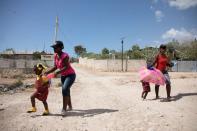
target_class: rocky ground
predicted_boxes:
[0,64,197,131]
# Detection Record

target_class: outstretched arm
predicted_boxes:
[44,66,57,75]
[54,57,69,75]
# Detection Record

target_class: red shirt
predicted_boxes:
[155,54,169,71]
[34,76,49,101]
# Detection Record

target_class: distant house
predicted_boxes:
[0,50,53,60]
[41,54,54,61]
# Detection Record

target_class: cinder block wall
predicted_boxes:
[0,58,54,76]
[79,58,197,72]
[79,57,146,72]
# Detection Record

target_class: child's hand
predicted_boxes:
[46,73,55,79]
[54,72,58,77]
[43,71,48,76]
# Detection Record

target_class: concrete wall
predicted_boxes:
[0,58,53,69]
[79,58,197,72]
[0,58,54,76]
[79,57,146,72]
[1,58,196,73]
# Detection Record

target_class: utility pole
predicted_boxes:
[54,16,59,42]
[43,41,45,52]
[121,38,124,72]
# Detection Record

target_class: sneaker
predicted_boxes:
[27,107,37,113]
[42,110,49,115]
[61,109,67,115]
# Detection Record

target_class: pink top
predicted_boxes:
[54,52,75,76]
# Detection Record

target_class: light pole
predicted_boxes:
[121,39,124,71]
[54,16,58,42]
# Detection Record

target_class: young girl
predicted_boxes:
[140,61,153,100]
[27,63,50,115]
[141,81,150,100]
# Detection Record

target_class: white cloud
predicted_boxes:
[162,28,197,43]
[155,10,164,22]
[167,0,197,10]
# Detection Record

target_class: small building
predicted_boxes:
[41,54,54,61]
[0,50,53,60]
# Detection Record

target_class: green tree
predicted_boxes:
[74,45,86,57]
[101,48,109,55]
[166,39,180,60]
[109,50,116,54]
[83,52,100,59]
[130,44,144,59]
[33,51,41,60]
[101,48,109,59]
[132,44,140,51]
[188,40,197,60]
[5,48,15,54]
[126,49,132,59]
[141,47,158,61]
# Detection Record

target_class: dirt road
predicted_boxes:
[0,64,197,131]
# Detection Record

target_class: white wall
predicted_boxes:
[79,57,146,72]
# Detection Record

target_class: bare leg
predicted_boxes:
[27,95,36,113]
[155,85,160,99]
[42,101,49,115]
[43,101,48,111]
[166,84,171,98]
[141,91,145,98]
[63,96,69,111]
[143,92,148,99]
[68,96,72,110]
[31,95,36,108]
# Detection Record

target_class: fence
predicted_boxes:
[0,58,53,69]
[79,58,197,72]
[0,58,53,75]
[171,61,197,72]
[0,58,196,72]
[79,57,146,72]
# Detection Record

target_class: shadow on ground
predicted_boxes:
[159,92,197,102]
[31,108,118,118]
[170,92,197,101]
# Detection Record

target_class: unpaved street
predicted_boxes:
[0,64,197,131]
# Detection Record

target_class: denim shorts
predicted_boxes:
[61,74,76,96]
[163,72,171,85]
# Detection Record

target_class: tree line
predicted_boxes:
[1,39,196,61]
[74,39,197,61]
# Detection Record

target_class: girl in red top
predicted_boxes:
[153,44,172,101]
[27,63,50,115]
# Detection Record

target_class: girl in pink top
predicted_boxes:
[45,41,76,115]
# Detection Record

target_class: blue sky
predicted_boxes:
[0,0,197,56]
